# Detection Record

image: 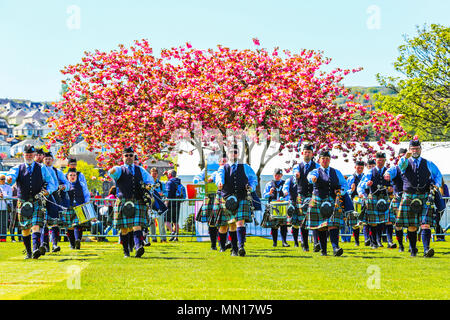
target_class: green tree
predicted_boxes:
[63,160,102,194]
[375,24,450,141]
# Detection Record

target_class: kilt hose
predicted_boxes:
[196,194,218,226]
[212,194,252,227]
[304,194,345,230]
[113,199,150,229]
[359,194,389,225]
[395,193,434,228]
[17,200,45,230]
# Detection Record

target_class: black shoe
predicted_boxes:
[152,239,158,243]
[52,246,61,253]
[387,242,397,249]
[230,249,238,256]
[313,244,321,252]
[238,246,246,257]
[70,245,76,250]
[174,237,179,242]
[282,242,290,247]
[39,245,46,256]
[24,252,32,259]
[75,240,81,250]
[144,241,151,247]
[225,242,232,249]
[302,245,309,252]
[272,242,277,247]
[424,248,435,258]
[411,248,418,257]
[377,241,384,248]
[364,240,371,246]
[354,241,360,247]
[333,247,344,257]
[32,249,41,259]
[321,250,327,256]
[135,246,145,258]
[294,242,299,248]
[219,247,226,253]
[399,244,405,252]
[211,245,217,251]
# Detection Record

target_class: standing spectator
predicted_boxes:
[164,170,186,242]
[0,175,12,242]
[149,167,167,243]
[9,185,19,242]
[103,186,117,237]
[436,178,449,241]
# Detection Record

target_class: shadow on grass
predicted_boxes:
[245,254,313,259]
[138,256,204,260]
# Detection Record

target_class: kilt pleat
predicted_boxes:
[304,194,344,229]
[196,195,217,224]
[18,200,45,230]
[359,195,389,225]
[60,209,80,228]
[113,199,150,229]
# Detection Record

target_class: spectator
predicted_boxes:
[149,167,167,243]
[9,186,20,242]
[436,179,449,241]
[164,170,186,242]
[103,186,118,237]
[0,175,12,242]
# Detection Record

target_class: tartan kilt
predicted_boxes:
[345,210,361,228]
[290,198,308,227]
[304,195,344,229]
[387,195,401,224]
[17,200,45,230]
[395,193,433,228]
[113,199,150,229]
[359,195,389,225]
[60,209,80,228]
[212,195,252,227]
[196,194,217,225]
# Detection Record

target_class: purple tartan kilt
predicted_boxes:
[359,195,389,225]
[113,199,150,229]
[18,200,45,230]
[395,193,433,228]
[196,195,217,225]
[212,195,252,227]
[304,195,344,229]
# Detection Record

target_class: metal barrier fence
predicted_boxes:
[0,197,449,241]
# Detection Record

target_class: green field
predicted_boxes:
[0,237,449,300]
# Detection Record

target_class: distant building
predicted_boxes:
[7,109,27,125]
[0,141,11,157]
[10,138,45,157]
[13,122,40,137]
[22,110,48,125]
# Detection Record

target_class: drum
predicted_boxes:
[270,201,289,220]
[74,202,97,224]
[353,196,363,215]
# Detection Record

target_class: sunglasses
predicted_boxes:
[124,154,134,158]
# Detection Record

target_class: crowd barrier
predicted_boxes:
[0,197,449,242]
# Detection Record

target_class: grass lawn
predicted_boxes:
[0,237,449,300]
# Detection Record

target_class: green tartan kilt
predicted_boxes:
[113,199,150,229]
[17,200,45,230]
[290,198,308,227]
[359,195,389,225]
[196,194,217,225]
[304,194,344,229]
[60,208,89,228]
[395,193,433,228]
[212,195,252,227]
[387,195,401,223]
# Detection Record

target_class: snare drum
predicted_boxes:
[74,202,97,224]
[270,201,289,220]
[353,196,364,215]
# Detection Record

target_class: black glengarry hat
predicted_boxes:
[355,160,365,166]
[123,146,134,154]
[274,168,283,175]
[44,151,53,158]
[68,158,77,164]
[303,144,314,151]
[367,159,376,165]
[398,148,407,155]
[409,140,421,147]
[319,150,331,158]
[24,145,36,154]
[375,152,386,159]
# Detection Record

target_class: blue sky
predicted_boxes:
[0,0,449,102]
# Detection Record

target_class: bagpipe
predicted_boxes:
[320,189,343,220]
[140,181,168,215]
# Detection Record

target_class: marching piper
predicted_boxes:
[357,152,396,249]
[193,153,227,250]
[213,144,258,257]
[108,147,154,258]
[306,150,348,256]
[346,160,365,246]
[62,168,91,250]
[290,144,320,251]
[6,145,56,259]
[42,152,70,253]
[263,168,289,248]
[384,140,443,257]
[282,176,300,247]
[384,148,407,252]
[360,159,376,246]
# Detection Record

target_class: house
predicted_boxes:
[69,140,114,155]
[0,141,11,157]
[7,109,27,125]
[13,122,40,137]
[38,123,54,137]
[22,110,49,125]
[10,138,45,157]
[0,118,13,136]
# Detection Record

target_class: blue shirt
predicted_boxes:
[7,162,57,194]
[293,161,319,177]
[108,164,155,185]
[193,169,221,184]
[216,163,258,192]
[262,180,285,200]
[397,156,442,187]
[346,173,364,196]
[357,167,391,196]
[307,166,349,193]
[46,165,71,192]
